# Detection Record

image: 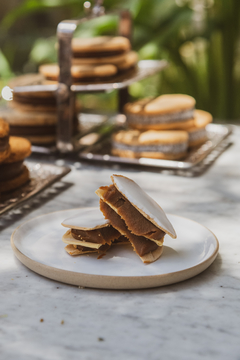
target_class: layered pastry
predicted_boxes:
[0,107,58,145]
[187,110,212,147]
[1,73,79,145]
[0,136,31,192]
[112,129,189,160]
[71,36,138,73]
[124,94,196,131]
[61,207,128,256]
[39,63,118,83]
[96,174,177,263]
[0,118,10,161]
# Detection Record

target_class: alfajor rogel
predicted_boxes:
[71,36,138,72]
[187,110,212,147]
[61,207,127,256]
[124,94,196,131]
[39,63,118,83]
[0,136,31,193]
[96,174,176,264]
[112,129,189,160]
[1,73,80,145]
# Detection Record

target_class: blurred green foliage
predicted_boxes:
[0,0,240,120]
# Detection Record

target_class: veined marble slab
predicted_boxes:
[0,126,239,360]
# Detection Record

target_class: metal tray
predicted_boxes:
[0,161,71,216]
[11,60,168,95]
[78,123,233,172]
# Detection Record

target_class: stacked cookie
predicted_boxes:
[62,208,128,257]
[39,36,138,83]
[112,94,213,160]
[61,174,177,264]
[0,117,31,193]
[0,74,79,145]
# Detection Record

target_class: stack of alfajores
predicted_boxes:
[0,74,79,145]
[39,36,138,84]
[0,117,31,194]
[112,94,213,160]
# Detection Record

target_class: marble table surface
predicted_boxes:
[1,125,240,360]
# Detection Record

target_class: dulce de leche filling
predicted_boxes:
[74,243,111,253]
[99,184,165,241]
[100,200,158,257]
[71,225,121,245]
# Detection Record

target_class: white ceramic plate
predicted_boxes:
[11,208,219,289]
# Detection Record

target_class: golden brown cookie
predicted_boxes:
[72,52,129,66]
[112,129,189,160]
[117,51,138,71]
[9,73,56,106]
[188,109,212,147]
[72,36,131,55]
[4,136,31,163]
[124,94,196,131]
[39,63,118,81]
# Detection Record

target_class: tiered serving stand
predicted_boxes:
[11,0,168,154]
[0,0,233,217]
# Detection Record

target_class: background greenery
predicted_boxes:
[0,0,240,121]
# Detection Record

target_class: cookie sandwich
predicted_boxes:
[39,63,118,83]
[124,94,196,131]
[187,110,212,147]
[61,207,127,256]
[1,73,79,145]
[0,117,10,161]
[0,107,58,145]
[8,73,57,113]
[71,36,138,73]
[96,174,176,264]
[112,129,189,160]
[0,136,31,192]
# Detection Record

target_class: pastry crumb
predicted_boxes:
[40,318,44,322]
[61,320,64,325]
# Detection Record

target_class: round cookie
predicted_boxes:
[112,129,189,160]
[0,107,57,145]
[117,51,138,71]
[71,52,129,66]
[9,73,57,113]
[4,136,31,163]
[9,74,56,101]
[0,165,29,192]
[39,63,118,82]
[124,94,196,131]
[0,118,10,162]
[0,136,31,193]
[188,109,212,147]
[72,36,131,56]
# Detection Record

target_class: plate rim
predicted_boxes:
[11,208,219,289]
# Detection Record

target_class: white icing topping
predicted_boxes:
[61,207,109,230]
[112,175,177,238]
